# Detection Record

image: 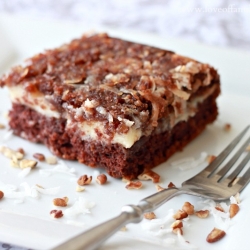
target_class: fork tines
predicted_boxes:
[205,125,250,186]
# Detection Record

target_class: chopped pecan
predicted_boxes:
[122,177,130,183]
[76,186,85,192]
[182,202,194,215]
[206,155,216,164]
[96,174,107,185]
[10,158,20,168]
[50,210,63,218]
[215,204,225,212]
[53,197,68,207]
[223,123,231,132]
[120,226,127,231]
[46,156,58,165]
[33,153,45,161]
[168,182,176,188]
[173,210,188,220]
[0,146,24,160]
[77,175,92,186]
[0,190,4,200]
[171,220,183,229]
[0,124,5,129]
[138,169,160,183]
[19,159,37,169]
[206,228,226,243]
[144,212,156,220]
[155,184,165,192]
[125,181,143,190]
[195,210,210,218]
[229,203,239,218]
[17,148,25,155]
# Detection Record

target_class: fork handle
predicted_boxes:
[52,188,181,250]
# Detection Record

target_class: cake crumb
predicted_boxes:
[0,190,4,200]
[223,123,231,132]
[144,212,156,220]
[76,186,85,192]
[206,155,216,164]
[168,182,176,188]
[122,177,130,183]
[120,226,127,231]
[155,184,165,192]
[0,123,5,129]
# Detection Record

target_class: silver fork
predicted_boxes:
[52,125,250,250]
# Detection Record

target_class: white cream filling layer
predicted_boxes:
[8,85,215,149]
[9,86,60,118]
[67,120,142,149]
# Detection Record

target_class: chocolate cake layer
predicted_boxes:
[0,33,221,179]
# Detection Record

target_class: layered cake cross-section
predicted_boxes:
[0,33,220,179]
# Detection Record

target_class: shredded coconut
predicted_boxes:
[96,106,107,115]
[172,152,208,170]
[18,167,32,178]
[0,180,62,203]
[64,197,95,218]
[35,185,60,195]
[219,202,230,212]
[108,113,113,123]
[230,195,239,205]
[1,130,13,142]
[141,209,174,233]
[20,182,39,199]
[171,157,195,166]
[84,98,99,108]
[0,181,17,192]
[39,160,76,177]
[201,198,234,231]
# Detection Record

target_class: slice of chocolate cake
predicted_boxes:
[0,33,220,179]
